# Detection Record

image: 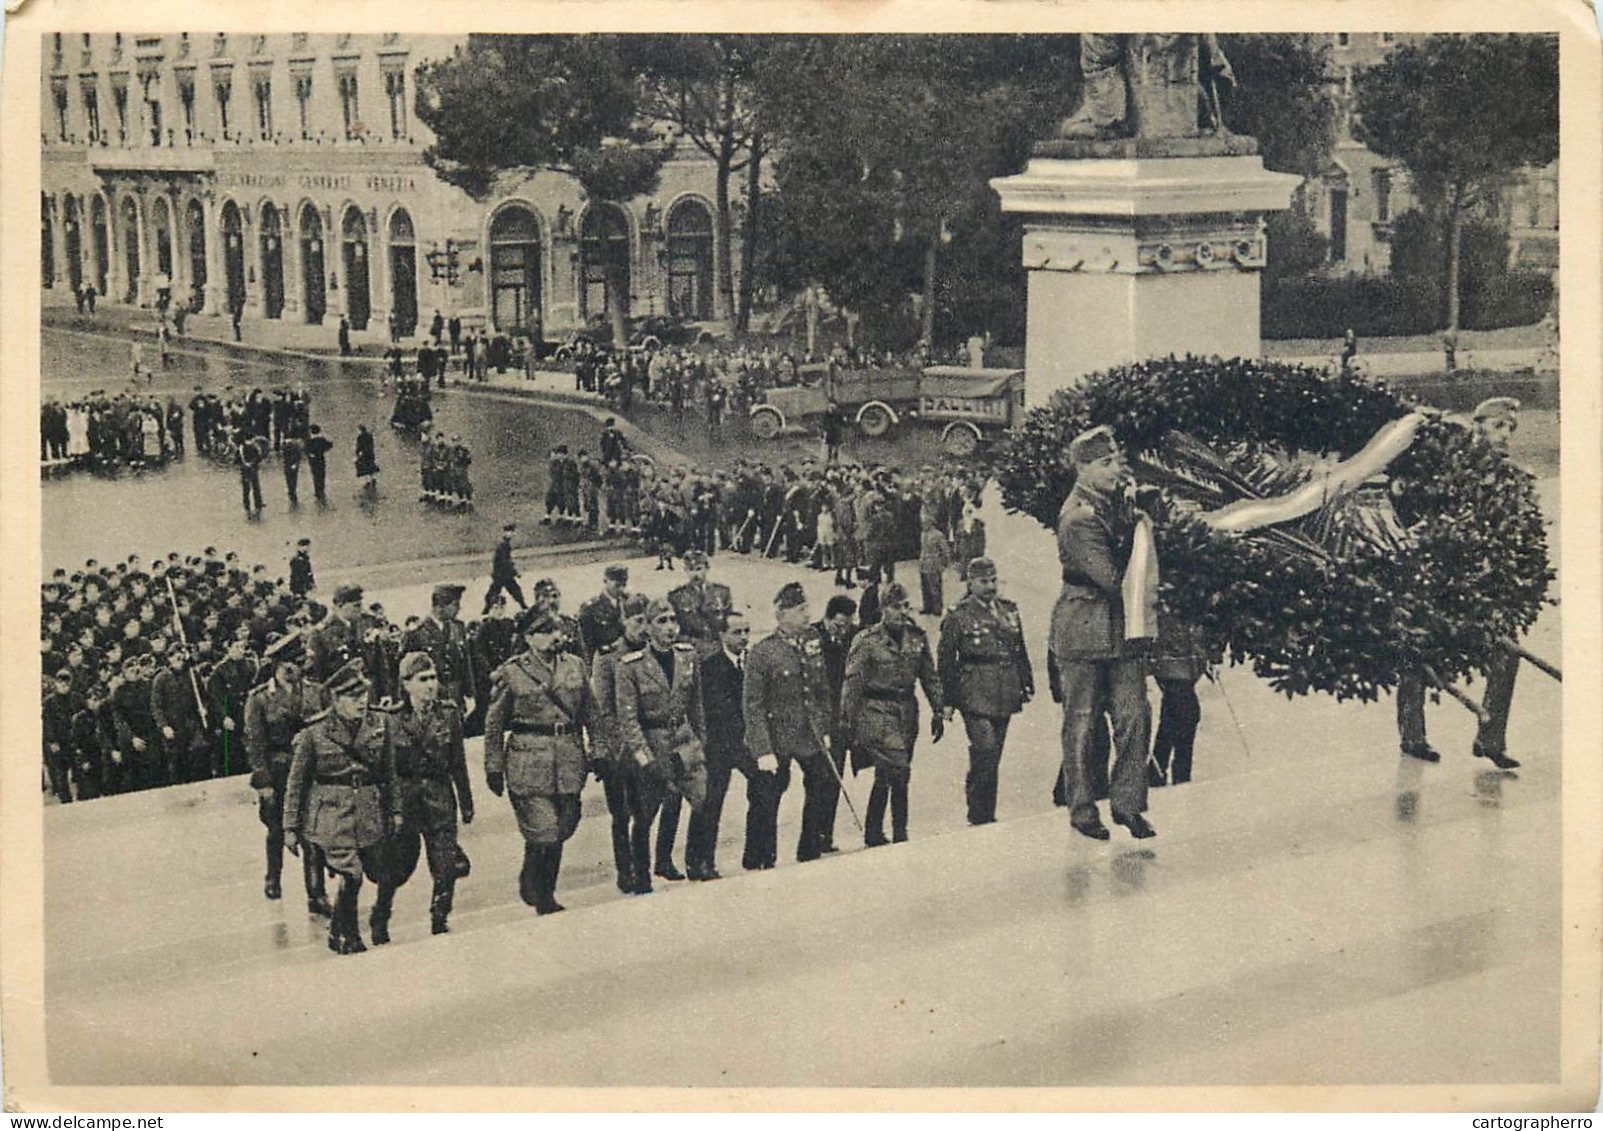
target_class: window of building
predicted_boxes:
[253,74,272,139]
[112,81,128,143]
[384,69,407,139]
[83,84,101,141]
[1381,32,1396,44]
[53,83,69,140]
[295,74,313,138]
[53,32,64,69]
[142,74,163,145]
[1337,33,1350,46]
[338,70,361,140]
[1371,168,1392,222]
[178,77,195,140]
[214,77,232,137]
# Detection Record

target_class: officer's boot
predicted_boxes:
[519,843,541,907]
[264,836,283,901]
[544,844,566,914]
[303,848,332,918]
[369,882,395,946]
[329,875,367,955]
[430,879,454,935]
[864,777,889,848]
[890,778,909,844]
[630,825,654,895]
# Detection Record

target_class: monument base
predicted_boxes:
[992,151,1300,403]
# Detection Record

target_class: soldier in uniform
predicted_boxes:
[938,557,1035,826]
[1053,426,1155,840]
[589,594,652,892]
[42,671,79,803]
[206,632,258,777]
[308,584,369,683]
[403,584,477,714]
[578,565,629,659]
[151,645,208,784]
[843,583,944,846]
[289,538,315,597]
[284,661,402,955]
[531,578,584,660]
[483,524,528,614]
[667,550,733,656]
[244,659,330,912]
[743,582,834,867]
[484,609,595,915]
[368,652,474,942]
[616,599,709,889]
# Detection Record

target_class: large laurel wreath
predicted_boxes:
[991,357,1553,701]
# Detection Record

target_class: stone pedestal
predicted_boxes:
[991,137,1300,404]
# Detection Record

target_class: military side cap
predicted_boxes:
[604,564,629,583]
[967,557,998,579]
[775,581,808,610]
[296,538,311,547]
[683,550,709,569]
[518,608,560,635]
[622,594,651,618]
[325,660,370,697]
[332,583,364,606]
[432,583,466,603]
[1070,425,1119,465]
[533,577,561,597]
[1472,396,1521,422]
[646,598,675,621]
[398,651,436,680]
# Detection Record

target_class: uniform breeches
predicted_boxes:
[258,763,325,893]
[795,753,837,861]
[1058,657,1150,821]
[509,789,581,847]
[961,713,1011,825]
[367,779,459,888]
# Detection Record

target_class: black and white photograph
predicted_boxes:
[2,1,1599,1113]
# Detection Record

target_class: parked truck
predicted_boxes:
[747,364,1026,458]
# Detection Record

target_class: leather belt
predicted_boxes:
[315,773,377,787]
[509,722,573,736]
[863,688,913,703]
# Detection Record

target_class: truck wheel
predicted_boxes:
[858,404,893,438]
[942,424,980,459]
[750,408,782,441]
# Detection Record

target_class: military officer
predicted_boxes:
[308,584,368,683]
[938,557,1035,826]
[368,652,474,942]
[843,583,944,846]
[667,550,733,655]
[616,599,709,890]
[403,583,477,713]
[589,594,652,893]
[743,581,834,867]
[243,658,331,912]
[532,577,585,659]
[484,609,595,915]
[284,661,402,955]
[1053,426,1155,841]
[577,565,629,659]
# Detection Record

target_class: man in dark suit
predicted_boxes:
[1053,426,1154,841]
[686,612,754,880]
[812,594,858,854]
[577,564,629,659]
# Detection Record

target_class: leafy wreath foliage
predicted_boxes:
[991,356,1553,701]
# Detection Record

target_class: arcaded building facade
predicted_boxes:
[40,32,733,341]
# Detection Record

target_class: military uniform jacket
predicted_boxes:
[842,623,941,760]
[743,631,830,764]
[402,616,476,703]
[393,699,473,822]
[283,707,398,850]
[938,594,1034,718]
[484,651,592,798]
[308,612,370,683]
[150,668,201,735]
[243,679,324,789]
[1054,482,1137,661]
[616,643,707,768]
[667,580,733,645]
[587,638,639,763]
[577,594,624,659]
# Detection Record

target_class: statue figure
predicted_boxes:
[1059,33,1235,140]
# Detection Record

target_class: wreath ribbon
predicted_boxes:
[1200,413,1427,533]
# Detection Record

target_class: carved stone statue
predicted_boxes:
[1059,33,1235,140]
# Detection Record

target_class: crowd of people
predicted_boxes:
[40,391,183,471]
